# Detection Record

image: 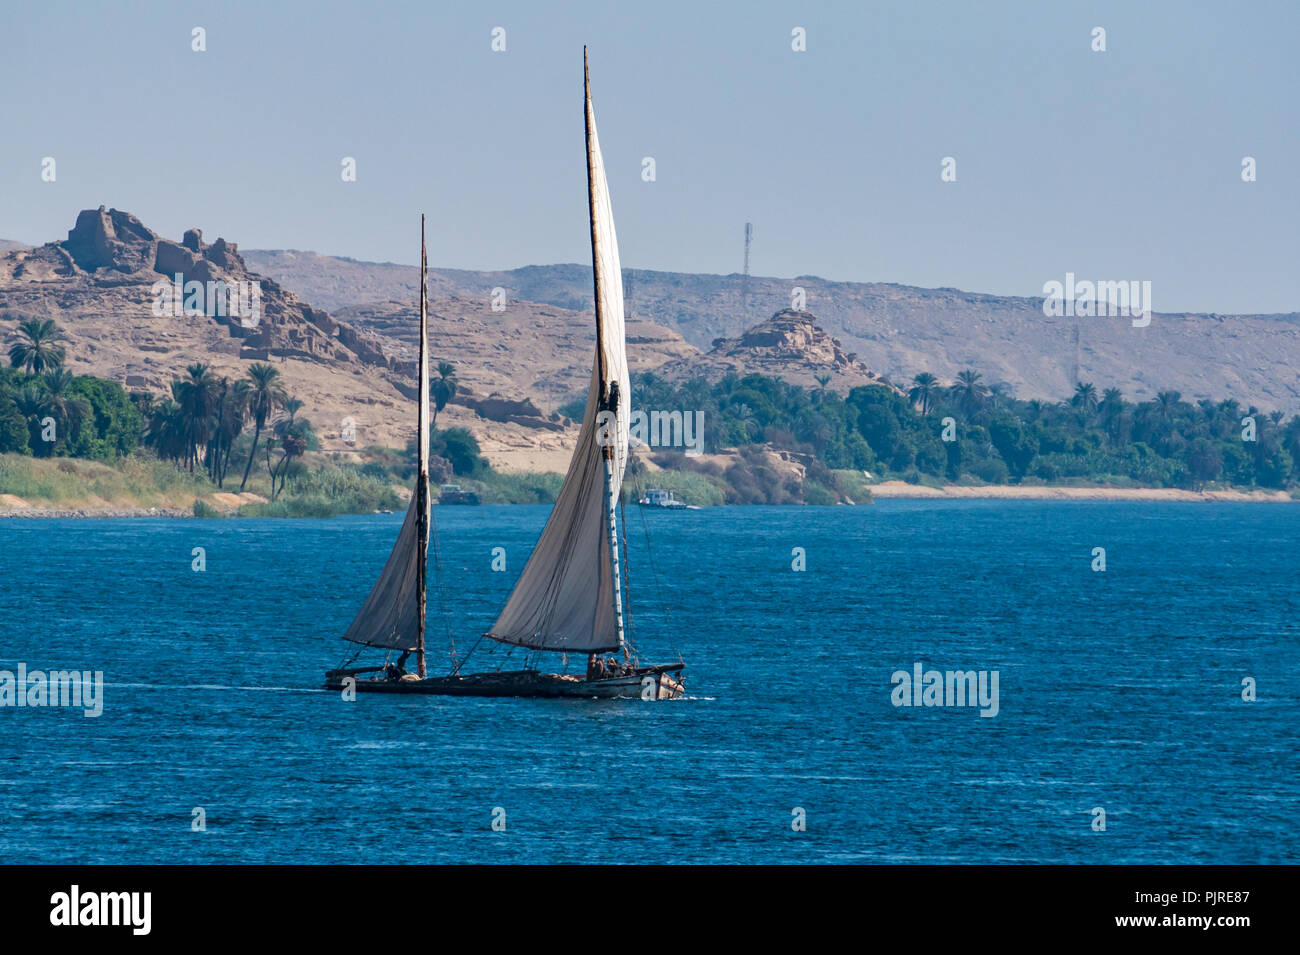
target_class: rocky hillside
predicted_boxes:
[0,210,693,471]
[245,253,1300,412]
[0,208,431,450]
[334,294,695,410]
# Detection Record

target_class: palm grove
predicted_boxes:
[1,317,315,500]
[1,318,487,511]
[622,368,1300,501]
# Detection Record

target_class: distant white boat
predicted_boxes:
[638,487,698,510]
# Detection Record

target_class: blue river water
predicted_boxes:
[0,501,1296,863]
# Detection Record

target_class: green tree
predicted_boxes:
[207,378,251,486]
[908,372,939,415]
[66,376,143,458]
[39,370,92,454]
[266,427,308,499]
[7,318,68,374]
[176,363,218,472]
[145,399,188,463]
[1100,388,1126,445]
[1071,382,1099,419]
[1187,439,1223,485]
[240,363,285,490]
[13,384,53,455]
[989,415,1038,481]
[433,427,484,476]
[0,389,29,453]
[431,361,458,430]
[953,370,988,419]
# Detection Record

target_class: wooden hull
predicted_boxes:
[325,664,685,700]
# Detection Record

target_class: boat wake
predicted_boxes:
[103,682,329,694]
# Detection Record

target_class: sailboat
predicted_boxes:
[324,50,685,700]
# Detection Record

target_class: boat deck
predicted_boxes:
[325,664,685,699]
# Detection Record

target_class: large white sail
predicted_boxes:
[341,219,431,652]
[486,52,630,653]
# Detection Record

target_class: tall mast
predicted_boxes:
[416,215,429,678]
[585,48,606,385]
[584,47,627,661]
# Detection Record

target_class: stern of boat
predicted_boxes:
[574,664,684,700]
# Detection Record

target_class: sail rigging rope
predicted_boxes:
[618,489,637,662]
[427,492,456,669]
[631,477,681,660]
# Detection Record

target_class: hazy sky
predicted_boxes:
[2,0,1297,312]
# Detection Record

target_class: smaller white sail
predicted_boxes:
[340,490,424,650]
[341,217,431,653]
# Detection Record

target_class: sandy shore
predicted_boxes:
[867,481,1295,502]
[0,490,271,519]
[2,485,1294,516]
[0,506,190,519]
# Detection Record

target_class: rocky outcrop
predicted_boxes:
[655,309,896,392]
[453,392,567,432]
[712,309,865,369]
[63,206,158,273]
[0,207,447,452]
[5,207,399,377]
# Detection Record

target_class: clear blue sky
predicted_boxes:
[2,0,1296,313]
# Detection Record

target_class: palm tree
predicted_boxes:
[431,361,457,430]
[1145,391,1184,456]
[909,372,939,415]
[262,396,313,499]
[952,370,988,419]
[208,378,251,486]
[145,399,188,463]
[176,363,218,472]
[240,363,285,491]
[12,385,52,456]
[1155,390,1182,421]
[814,373,832,402]
[266,415,309,500]
[988,381,1013,411]
[281,396,303,425]
[1071,382,1099,417]
[1217,398,1241,423]
[1099,388,1125,444]
[40,369,91,447]
[8,318,68,374]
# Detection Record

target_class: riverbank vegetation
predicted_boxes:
[5,319,1298,511]
[599,370,1300,504]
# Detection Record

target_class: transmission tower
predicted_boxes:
[742,222,753,306]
